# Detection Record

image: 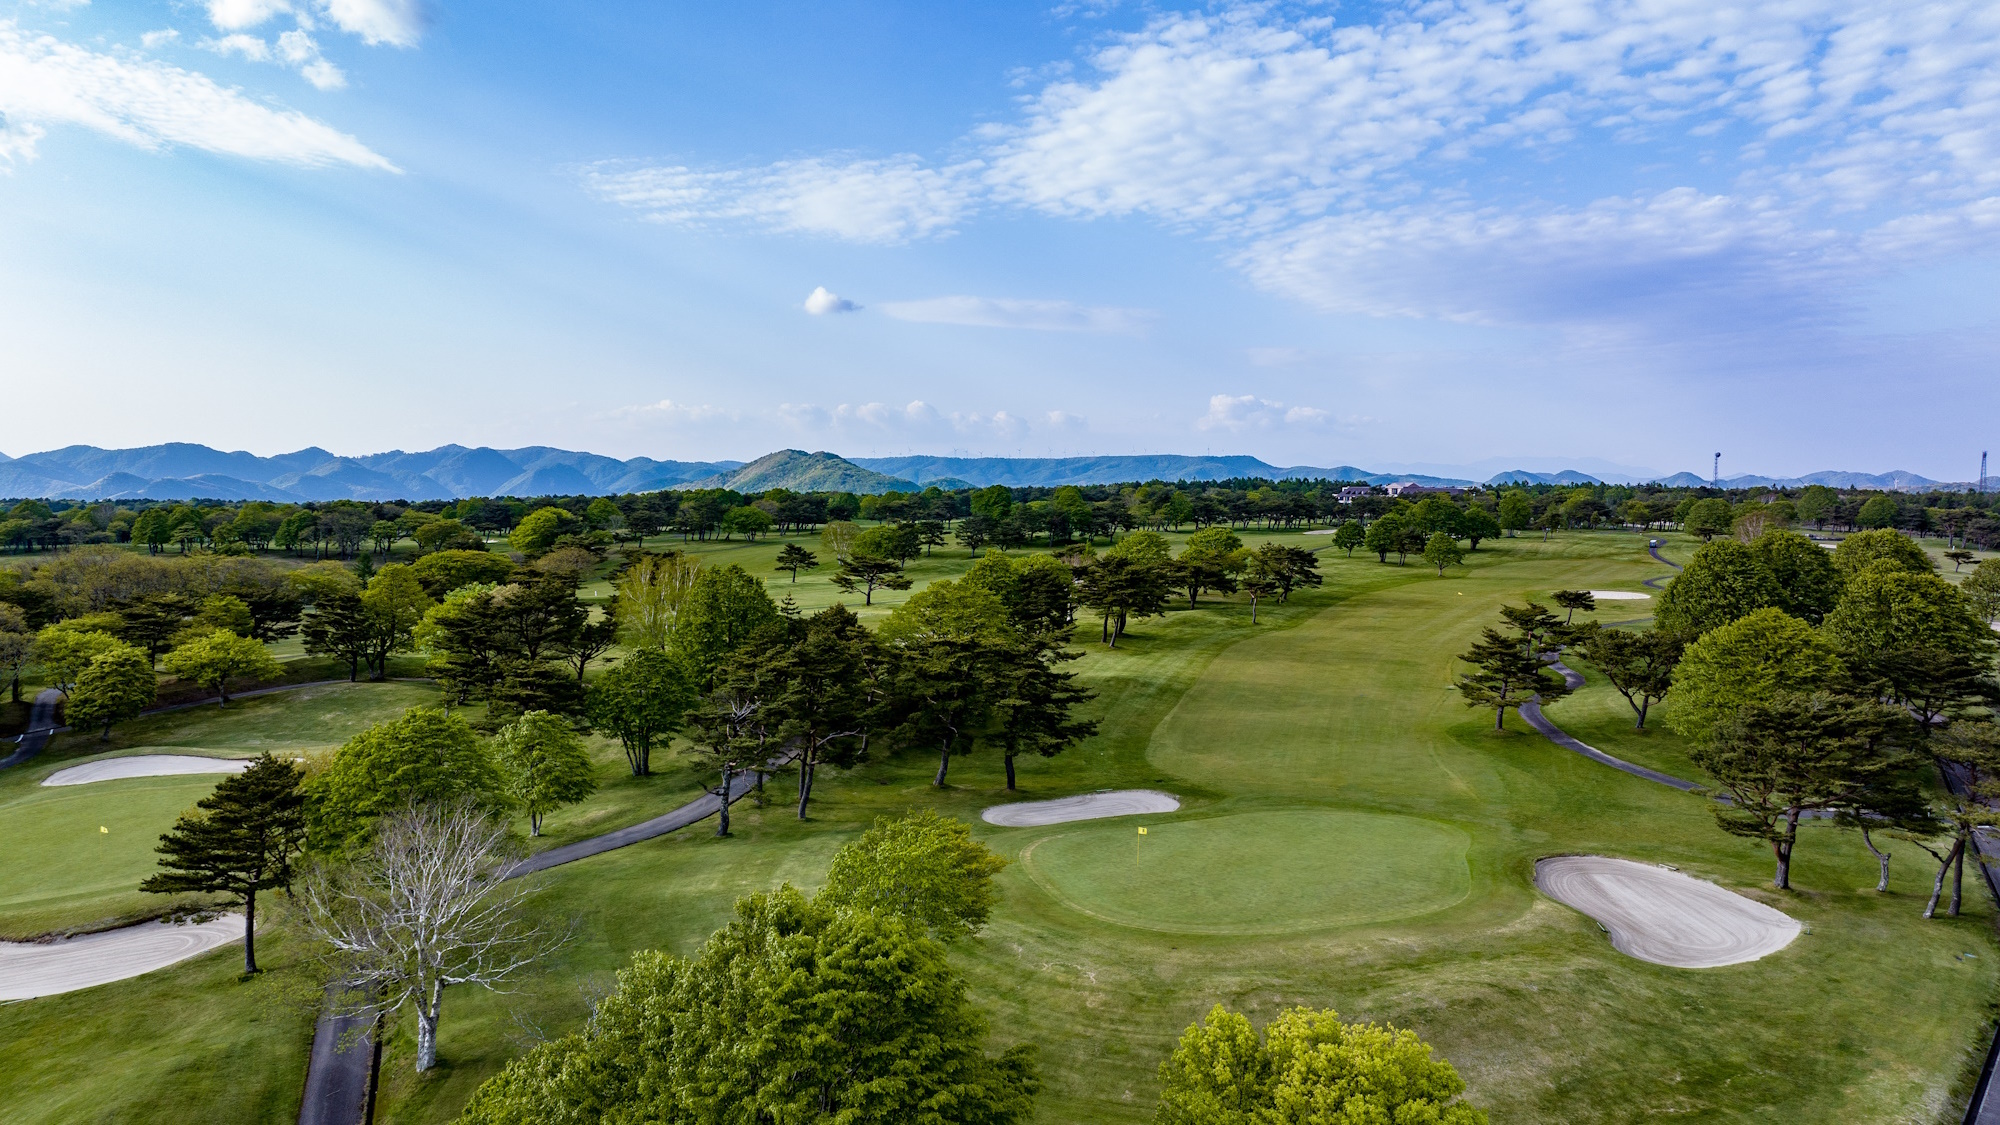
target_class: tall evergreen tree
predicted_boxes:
[140,754,305,973]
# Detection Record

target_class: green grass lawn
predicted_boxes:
[3,529,1996,1124]
[0,680,437,939]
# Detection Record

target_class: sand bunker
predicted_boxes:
[1536,856,1800,968]
[42,755,252,787]
[1587,590,1651,601]
[0,914,244,1000]
[983,789,1180,827]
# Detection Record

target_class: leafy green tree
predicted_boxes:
[140,753,303,973]
[818,809,1009,942]
[1407,497,1464,538]
[1963,559,2000,624]
[584,497,623,530]
[1943,547,1976,572]
[408,549,516,597]
[32,625,121,697]
[1750,529,1843,624]
[1077,554,1174,647]
[1692,692,1913,889]
[753,605,873,817]
[1684,497,1734,541]
[1107,530,1173,565]
[1856,494,1898,529]
[1157,1005,1487,1125]
[67,643,156,739]
[1241,572,1278,623]
[369,520,400,556]
[0,603,31,703]
[955,514,996,557]
[1575,626,1683,729]
[412,519,484,555]
[458,886,1038,1125]
[302,707,506,851]
[584,648,696,776]
[880,578,1013,646]
[1497,490,1533,536]
[1364,514,1405,562]
[1332,519,1365,556]
[1456,620,1570,730]
[1422,531,1464,575]
[1914,722,2000,917]
[720,506,773,540]
[1460,505,1500,549]
[162,630,278,705]
[1832,528,1931,578]
[1666,608,1844,741]
[1653,539,1782,637]
[1795,485,1836,529]
[494,710,596,836]
[1824,564,1990,659]
[613,550,703,652]
[674,564,780,682]
[508,507,579,557]
[360,564,433,680]
[1245,543,1322,601]
[970,484,1015,524]
[774,543,818,582]
[1177,527,1244,606]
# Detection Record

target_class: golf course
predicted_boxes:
[1,527,1995,1123]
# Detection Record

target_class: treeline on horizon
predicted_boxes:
[5,475,2000,557]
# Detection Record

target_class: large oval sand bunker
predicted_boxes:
[982,789,1180,827]
[1021,809,1470,935]
[43,754,252,787]
[1536,856,1800,968]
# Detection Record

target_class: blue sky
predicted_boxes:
[2,0,1997,480]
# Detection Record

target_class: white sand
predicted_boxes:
[982,789,1180,827]
[0,914,244,1000]
[1586,590,1651,600]
[42,755,252,787]
[1535,856,1800,968]
[1303,529,1336,535]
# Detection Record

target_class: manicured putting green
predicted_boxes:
[0,776,222,935]
[1019,809,1471,935]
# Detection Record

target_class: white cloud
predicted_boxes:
[277,30,344,90]
[584,0,2000,340]
[581,156,980,243]
[318,0,423,48]
[207,0,293,32]
[802,286,858,315]
[206,33,271,62]
[0,23,395,170]
[878,294,1151,332]
[1196,394,1334,431]
[621,399,731,424]
[140,30,181,49]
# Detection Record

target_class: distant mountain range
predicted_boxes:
[0,443,1979,500]
[0,443,740,502]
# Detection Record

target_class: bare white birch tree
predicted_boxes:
[297,801,563,1071]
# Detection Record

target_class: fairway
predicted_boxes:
[1019,809,1471,935]
[0,776,224,937]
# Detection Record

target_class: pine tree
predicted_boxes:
[1455,627,1570,730]
[141,754,305,974]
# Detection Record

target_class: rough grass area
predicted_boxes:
[3,530,1997,1125]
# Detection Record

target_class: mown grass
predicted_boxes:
[3,530,1997,1124]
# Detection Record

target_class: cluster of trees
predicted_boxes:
[1460,527,2000,913]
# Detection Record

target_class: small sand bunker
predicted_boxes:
[983,789,1180,827]
[1536,856,1800,968]
[1586,590,1651,601]
[0,914,244,1000]
[42,755,252,787]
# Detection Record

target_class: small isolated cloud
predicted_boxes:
[1196,394,1334,432]
[1045,410,1087,429]
[0,24,395,170]
[802,286,858,315]
[141,30,182,49]
[879,295,1151,332]
[277,30,345,90]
